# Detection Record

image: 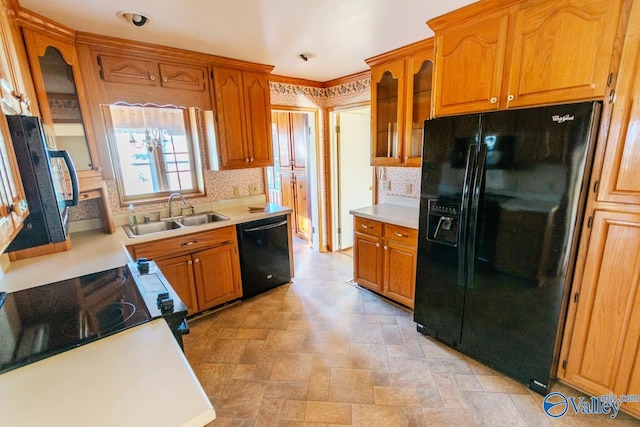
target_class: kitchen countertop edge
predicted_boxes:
[0,203,292,293]
[350,203,419,229]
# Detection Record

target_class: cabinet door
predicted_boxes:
[0,113,27,251]
[290,112,308,169]
[383,240,417,308]
[192,243,242,310]
[158,63,207,91]
[562,211,640,398]
[597,0,640,206]
[212,66,249,168]
[507,0,622,109]
[371,59,405,166]
[273,111,291,167]
[280,171,294,211]
[293,172,310,241]
[433,11,510,116]
[0,1,32,115]
[242,71,273,167]
[354,231,383,293]
[155,255,199,315]
[98,54,159,86]
[624,347,640,417]
[405,51,433,166]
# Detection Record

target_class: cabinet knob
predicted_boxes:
[194,258,200,264]
[162,77,168,82]
[245,158,250,163]
[507,94,514,101]
[250,157,254,162]
[149,75,156,81]
[384,246,388,250]
[188,260,193,265]
[490,97,498,104]
[376,243,380,248]
[9,199,28,216]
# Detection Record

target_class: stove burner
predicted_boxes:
[62,302,137,338]
[96,302,136,331]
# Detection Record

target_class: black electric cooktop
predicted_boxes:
[0,266,152,374]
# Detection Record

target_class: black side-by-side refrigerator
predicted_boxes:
[414,101,601,394]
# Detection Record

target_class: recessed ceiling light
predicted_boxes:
[297,52,317,62]
[117,11,152,27]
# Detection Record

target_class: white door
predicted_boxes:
[337,107,372,249]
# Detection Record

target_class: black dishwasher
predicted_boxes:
[237,214,291,298]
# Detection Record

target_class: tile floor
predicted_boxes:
[183,239,640,426]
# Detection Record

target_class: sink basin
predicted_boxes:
[124,220,183,237]
[179,212,229,227]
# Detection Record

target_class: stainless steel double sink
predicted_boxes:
[124,211,230,238]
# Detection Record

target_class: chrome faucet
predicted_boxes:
[168,192,187,218]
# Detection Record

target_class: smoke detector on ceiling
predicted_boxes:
[117,11,152,27]
[297,52,317,62]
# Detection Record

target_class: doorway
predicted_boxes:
[267,108,319,247]
[330,105,372,251]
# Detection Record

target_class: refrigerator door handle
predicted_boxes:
[466,143,488,284]
[458,144,477,286]
[49,149,79,207]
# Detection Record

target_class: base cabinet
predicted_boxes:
[128,226,242,315]
[560,211,640,415]
[353,216,417,308]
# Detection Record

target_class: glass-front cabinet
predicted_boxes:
[371,60,404,165]
[367,39,434,167]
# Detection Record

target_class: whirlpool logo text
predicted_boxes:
[543,391,639,419]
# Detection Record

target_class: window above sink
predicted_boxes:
[102,103,206,205]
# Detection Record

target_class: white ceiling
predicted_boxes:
[19,0,477,82]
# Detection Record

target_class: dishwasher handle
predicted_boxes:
[243,220,288,233]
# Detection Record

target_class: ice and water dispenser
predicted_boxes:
[426,199,459,246]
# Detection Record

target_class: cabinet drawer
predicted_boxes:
[385,223,418,245]
[354,217,382,236]
[130,225,236,260]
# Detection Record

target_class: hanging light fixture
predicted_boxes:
[129,127,170,152]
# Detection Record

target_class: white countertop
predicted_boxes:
[350,202,420,229]
[0,319,216,427]
[0,203,292,293]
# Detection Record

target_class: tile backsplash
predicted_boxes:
[376,166,421,203]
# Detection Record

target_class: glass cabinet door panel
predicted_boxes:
[375,71,400,159]
[410,59,433,159]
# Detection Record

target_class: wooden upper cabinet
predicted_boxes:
[211,66,273,169]
[242,71,272,167]
[371,59,405,166]
[406,49,434,166]
[508,0,623,108]
[429,0,624,116]
[98,54,158,86]
[0,0,34,115]
[158,63,206,91]
[597,0,640,206]
[98,54,207,91]
[367,39,434,167]
[433,10,510,116]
